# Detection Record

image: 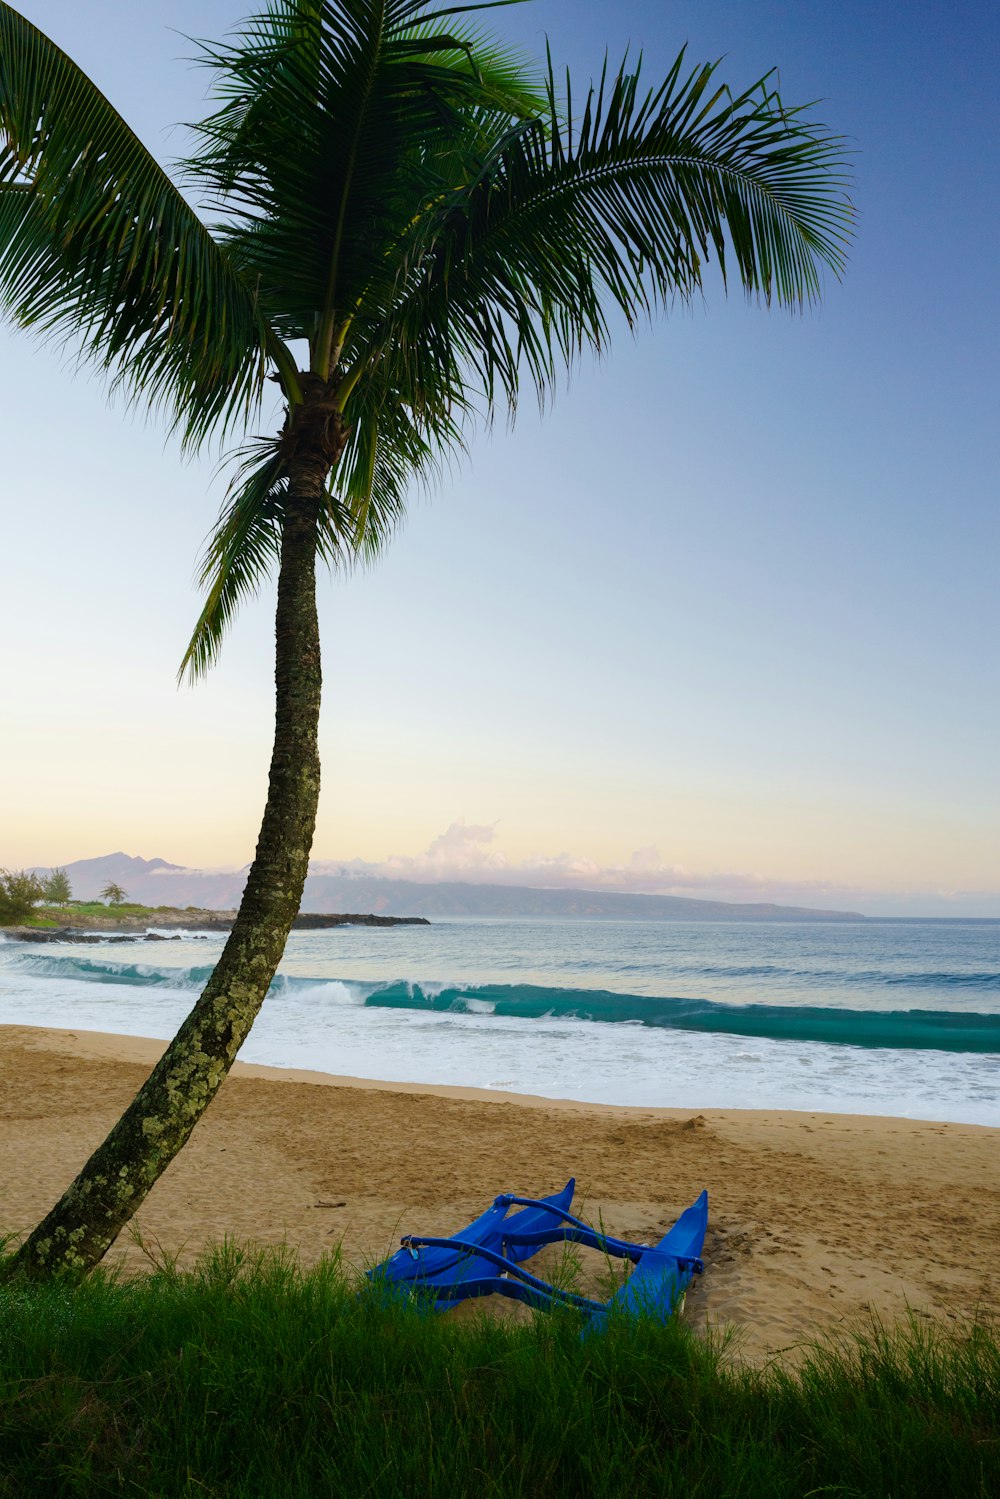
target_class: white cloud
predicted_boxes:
[311,820,866,905]
[307,822,999,915]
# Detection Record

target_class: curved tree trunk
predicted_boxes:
[11,466,329,1276]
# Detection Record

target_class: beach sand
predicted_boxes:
[1,1024,997,1362]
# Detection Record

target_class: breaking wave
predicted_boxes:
[8,953,1000,1054]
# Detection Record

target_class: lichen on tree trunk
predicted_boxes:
[10,454,331,1276]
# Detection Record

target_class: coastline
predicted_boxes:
[4,917,996,1124]
[0,909,429,942]
[2,1023,998,1360]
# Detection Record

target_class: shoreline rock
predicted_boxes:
[1,911,430,944]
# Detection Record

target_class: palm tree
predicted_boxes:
[0,0,851,1275]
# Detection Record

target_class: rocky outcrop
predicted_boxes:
[1,925,201,944]
[290,912,429,929]
[1,909,430,943]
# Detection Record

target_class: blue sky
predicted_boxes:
[1,1,998,915]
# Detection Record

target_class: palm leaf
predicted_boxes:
[334,365,460,563]
[343,48,853,418]
[183,1,543,366]
[0,2,273,446]
[182,384,444,678]
[180,440,287,682]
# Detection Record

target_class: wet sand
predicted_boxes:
[1,1024,997,1361]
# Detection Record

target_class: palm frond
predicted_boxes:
[183,379,447,677]
[183,1,542,363]
[180,440,287,682]
[343,47,853,420]
[333,368,459,564]
[0,2,272,446]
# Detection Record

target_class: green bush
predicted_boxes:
[0,867,44,924]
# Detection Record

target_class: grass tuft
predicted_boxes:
[0,1244,997,1496]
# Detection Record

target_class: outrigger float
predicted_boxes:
[368,1180,707,1327]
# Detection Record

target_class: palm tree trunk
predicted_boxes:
[11,476,325,1277]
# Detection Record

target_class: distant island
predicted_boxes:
[22,853,868,923]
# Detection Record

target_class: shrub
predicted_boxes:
[42,866,72,903]
[0,868,45,924]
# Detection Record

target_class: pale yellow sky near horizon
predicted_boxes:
[3,450,997,916]
[4,692,997,912]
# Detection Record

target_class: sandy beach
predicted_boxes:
[1,1023,997,1361]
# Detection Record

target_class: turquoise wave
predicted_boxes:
[10,956,221,989]
[359,981,1000,1052]
[681,963,1000,989]
[9,954,1000,1054]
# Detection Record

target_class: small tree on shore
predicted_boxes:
[101,883,128,907]
[42,868,72,904]
[0,869,45,924]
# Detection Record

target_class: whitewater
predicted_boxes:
[1,917,997,1124]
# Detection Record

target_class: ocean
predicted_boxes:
[1,917,997,1125]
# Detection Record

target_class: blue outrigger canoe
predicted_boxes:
[368,1180,707,1325]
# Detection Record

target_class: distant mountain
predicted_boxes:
[300,876,864,922]
[33,852,186,892]
[33,853,866,922]
[31,853,246,909]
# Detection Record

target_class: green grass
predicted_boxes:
[8,901,217,929]
[43,901,160,920]
[1,1244,997,1497]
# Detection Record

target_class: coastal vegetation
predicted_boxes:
[0,866,73,924]
[0,901,427,935]
[0,0,852,1274]
[0,900,216,930]
[0,869,44,925]
[0,1245,995,1497]
[42,867,72,904]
